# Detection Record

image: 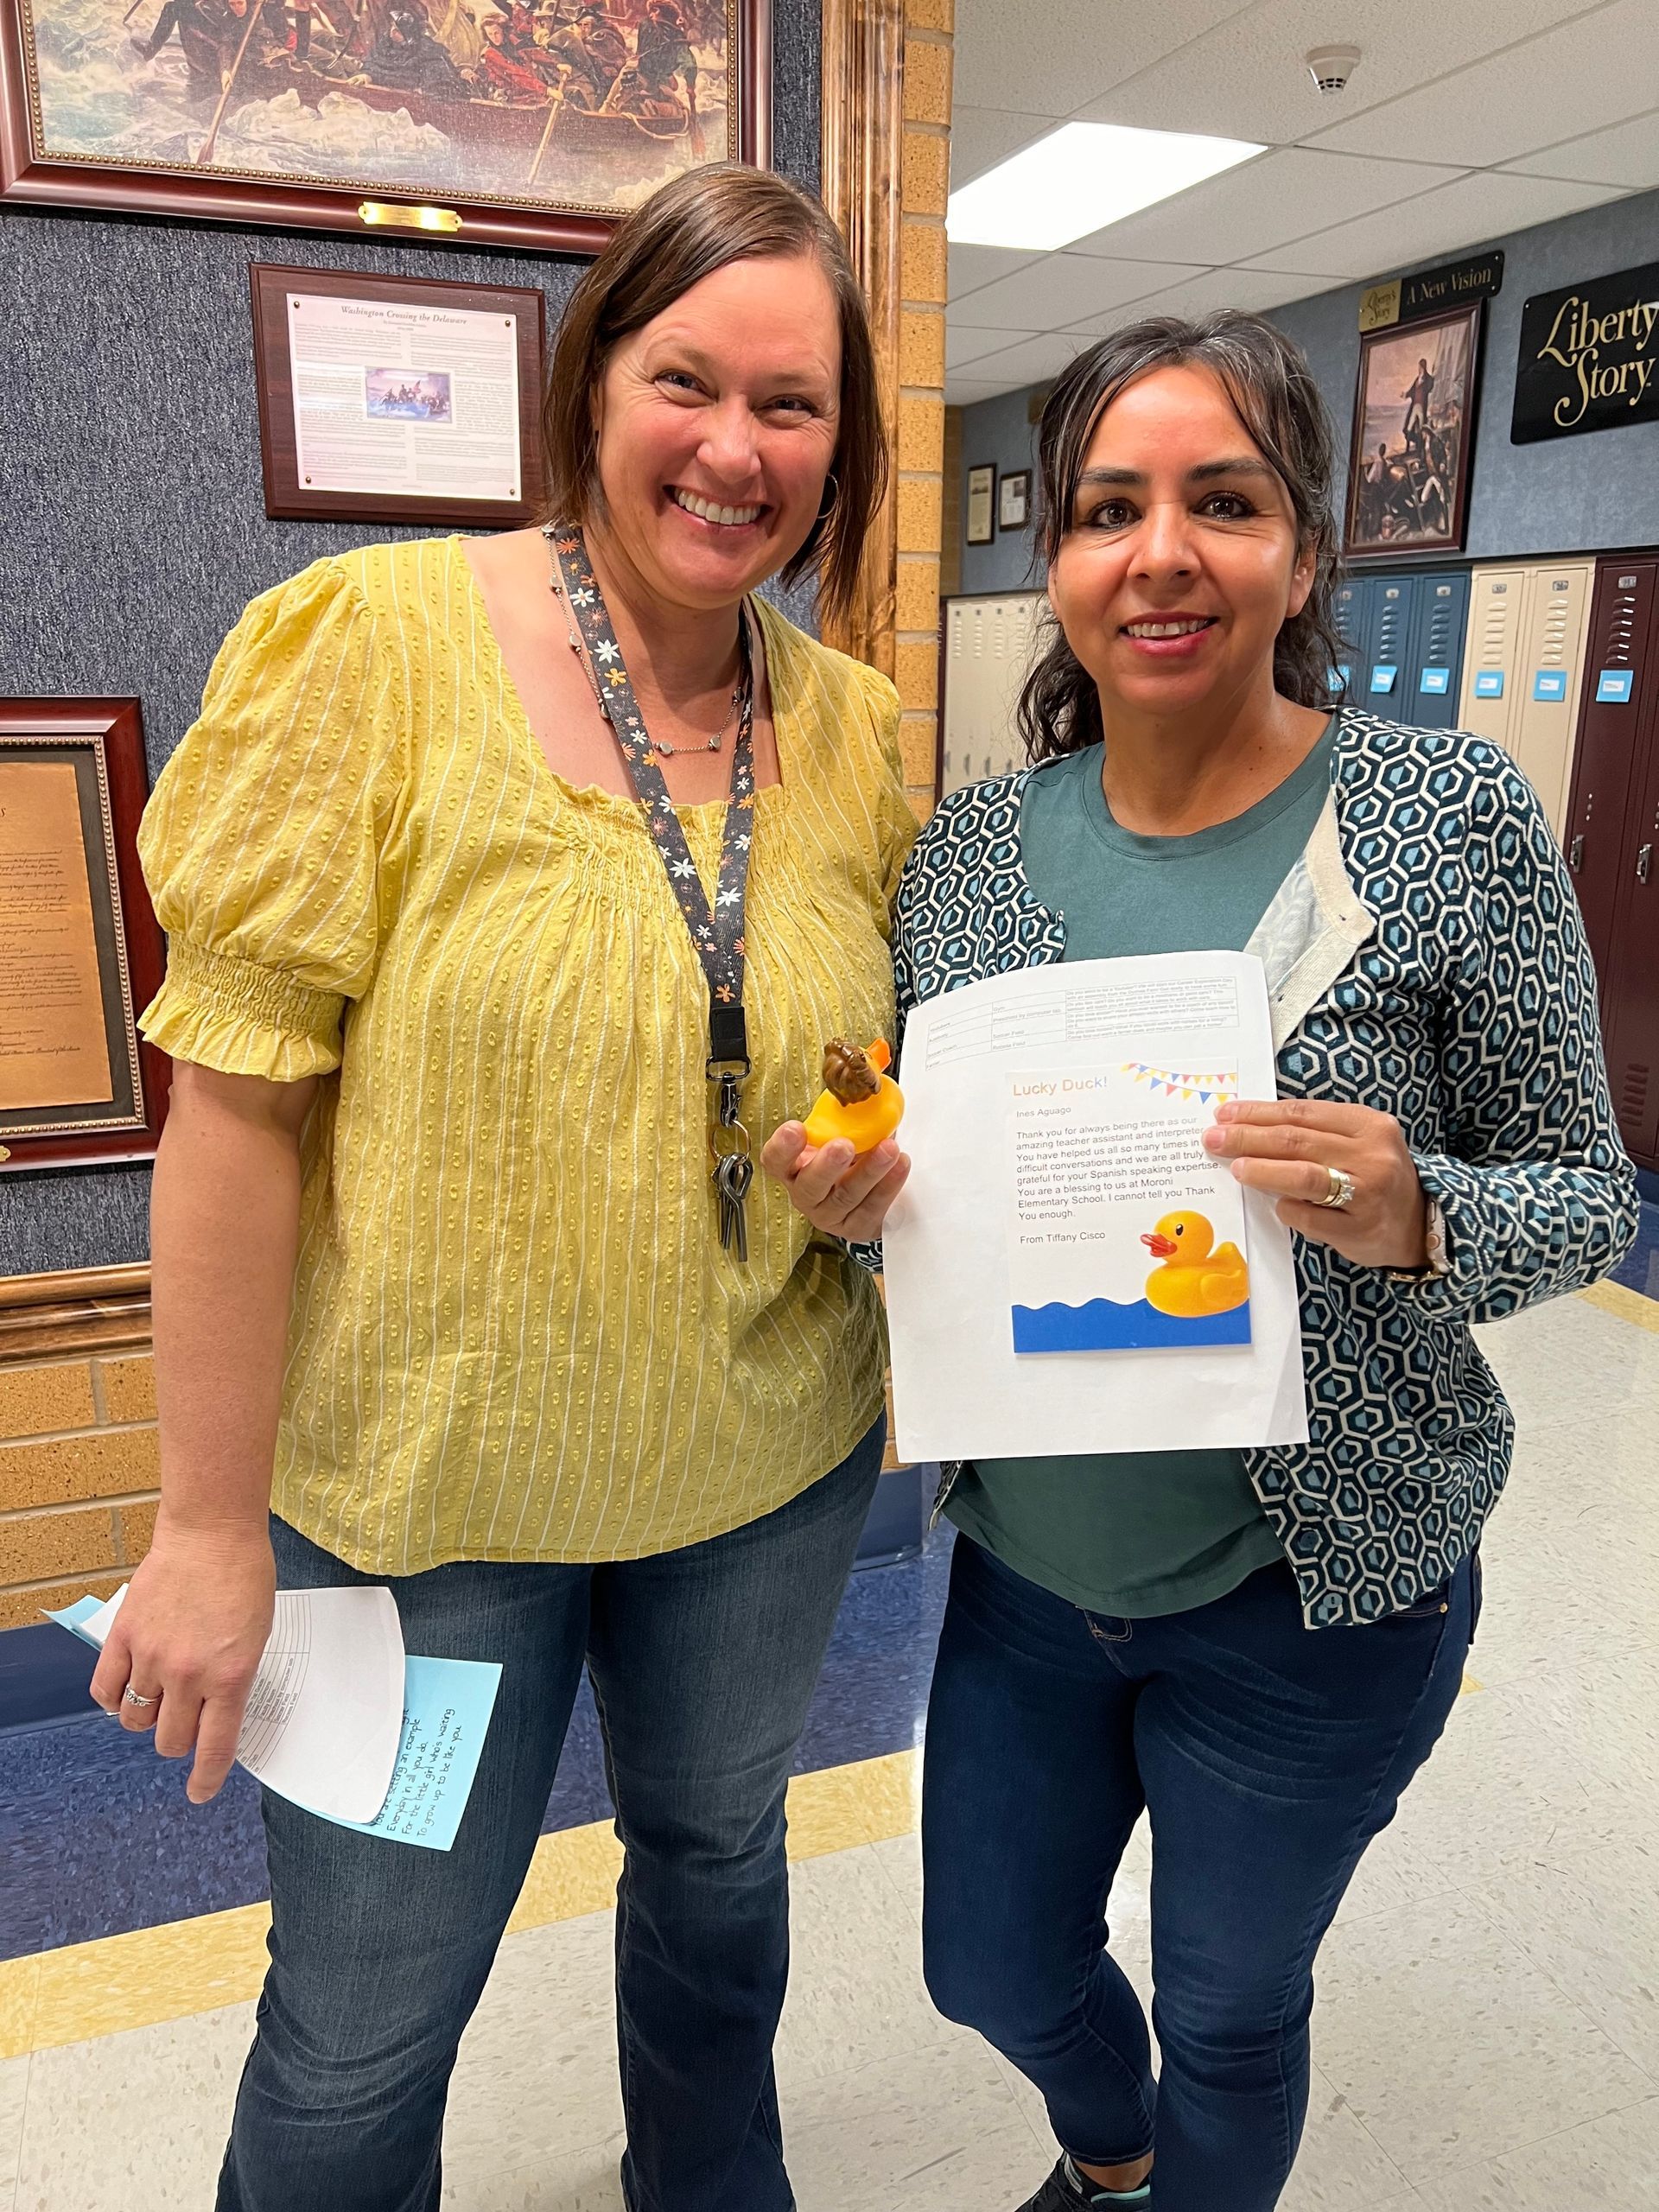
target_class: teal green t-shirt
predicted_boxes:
[945,726,1338,1618]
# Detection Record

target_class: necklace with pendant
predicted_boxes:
[550,561,751,757]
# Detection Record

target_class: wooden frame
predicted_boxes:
[965,462,995,545]
[1343,302,1483,563]
[0,699,169,1173]
[251,262,546,526]
[0,0,771,256]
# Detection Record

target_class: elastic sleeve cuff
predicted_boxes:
[138,938,345,1081]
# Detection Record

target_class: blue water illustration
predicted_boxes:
[1012,1298,1253,1354]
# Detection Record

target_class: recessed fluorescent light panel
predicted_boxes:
[947,123,1265,253]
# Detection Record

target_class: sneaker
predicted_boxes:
[1016,2154,1152,2210]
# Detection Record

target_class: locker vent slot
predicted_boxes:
[1620,1064,1649,1122]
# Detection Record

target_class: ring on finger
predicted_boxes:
[1315,1165,1357,1211]
[123,1685,161,1710]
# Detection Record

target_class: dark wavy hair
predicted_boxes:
[542,164,886,635]
[1018,312,1349,764]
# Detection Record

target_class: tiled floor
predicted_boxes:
[4,1264,1659,2209]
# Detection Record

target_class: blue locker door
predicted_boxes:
[1408,570,1469,728]
[1332,575,1373,702]
[1365,575,1415,710]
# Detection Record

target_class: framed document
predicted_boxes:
[0,700,168,1173]
[998,469,1030,531]
[251,264,546,527]
[1,0,771,257]
[966,463,995,546]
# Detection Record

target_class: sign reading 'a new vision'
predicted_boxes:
[1512,259,1659,444]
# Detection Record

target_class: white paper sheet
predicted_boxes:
[883,952,1310,1461]
[68,1583,405,1825]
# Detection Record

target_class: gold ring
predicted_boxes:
[1316,1166,1357,1211]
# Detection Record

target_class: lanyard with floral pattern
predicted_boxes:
[547,524,759,1259]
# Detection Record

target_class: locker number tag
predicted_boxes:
[1419,668,1450,695]
[1473,671,1505,698]
[1369,664,1398,694]
[1596,669,1634,704]
[1532,671,1567,702]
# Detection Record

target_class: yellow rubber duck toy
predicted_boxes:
[802,1039,905,1155]
[1140,1211,1250,1318]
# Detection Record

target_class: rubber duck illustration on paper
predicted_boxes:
[1139,1211,1250,1319]
[802,1039,906,1155]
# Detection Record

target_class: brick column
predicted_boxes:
[0,1351,160,1629]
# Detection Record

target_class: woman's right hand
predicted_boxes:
[89,1518,276,1804]
[761,1124,911,1243]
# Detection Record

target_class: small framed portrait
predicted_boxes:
[966,462,995,546]
[0,698,169,1173]
[998,468,1030,531]
[250,263,546,526]
[1343,302,1483,561]
[1,0,770,255]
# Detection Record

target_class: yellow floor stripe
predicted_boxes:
[0,1750,922,2061]
[1580,1279,1659,1334]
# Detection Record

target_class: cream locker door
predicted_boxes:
[1459,567,1529,752]
[940,599,977,795]
[1509,563,1594,836]
[940,593,1045,791]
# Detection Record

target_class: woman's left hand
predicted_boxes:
[1203,1098,1429,1270]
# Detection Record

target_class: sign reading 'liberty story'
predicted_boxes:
[1512,259,1659,444]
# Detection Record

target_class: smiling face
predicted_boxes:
[589,252,842,614]
[1047,363,1316,725]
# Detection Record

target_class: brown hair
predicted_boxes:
[542,164,886,632]
[1019,311,1349,764]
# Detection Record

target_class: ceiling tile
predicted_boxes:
[950,333,1095,391]
[947,324,1041,372]
[949,241,1043,302]
[1065,147,1464,265]
[952,0,1253,122]
[1074,0,1610,150]
[1241,171,1629,282]
[1307,0,1659,168]
[1065,265,1340,331]
[949,105,1057,189]
[1500,109,1659,190]
[951,254,1203,330]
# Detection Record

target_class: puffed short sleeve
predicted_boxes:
[137,556,407,1081]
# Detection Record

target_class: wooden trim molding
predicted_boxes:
[818,0,906,677]
[0,1264,152,1365]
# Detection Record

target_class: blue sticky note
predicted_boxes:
[1473,671,1505,698]
[332,1655,502,1853]
[45,1595,113,1649]
[1419,667,1450,695]
[1532,671,1567,702]
[1369,664,1398,694]
[1597,668,1634,703]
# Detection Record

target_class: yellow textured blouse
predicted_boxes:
[138,536,916,1574]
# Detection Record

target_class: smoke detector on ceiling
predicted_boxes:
[1306,45,1361,95]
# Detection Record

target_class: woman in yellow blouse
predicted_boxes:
[90,166,915,2212]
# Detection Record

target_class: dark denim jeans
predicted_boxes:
[921,1535,1477,2212]
[216,1419,885,2212]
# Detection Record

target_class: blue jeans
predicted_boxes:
[216,1420,885,2212]
[921,1535,1476,2212]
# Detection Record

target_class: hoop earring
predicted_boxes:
[817,471,840,523]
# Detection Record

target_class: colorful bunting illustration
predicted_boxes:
[1120,1061,1239,1104]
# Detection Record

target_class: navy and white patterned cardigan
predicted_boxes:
[866,710,1640,1628]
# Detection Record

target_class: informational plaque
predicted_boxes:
[251,264,547,528]
[0,701,168,1172]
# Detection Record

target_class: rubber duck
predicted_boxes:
[802,1039,905,1155]
[1140,1210,1250,1318]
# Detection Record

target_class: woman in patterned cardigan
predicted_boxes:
[766,314,1638,2212]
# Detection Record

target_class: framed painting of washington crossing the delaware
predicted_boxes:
[0,0,769,251]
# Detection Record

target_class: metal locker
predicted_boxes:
[1364,576,1414,711]
[1563,559,1659,1006]
[1509,563,1594,834]
[1459,567,1528,752]
[939,592,1046,795]
[1404,570,1469,729]
[1605,696,1659,1166]
[1332,575,1373,699]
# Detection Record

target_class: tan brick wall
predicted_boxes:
[0,1351,160,1630]
[897,0,951,822]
